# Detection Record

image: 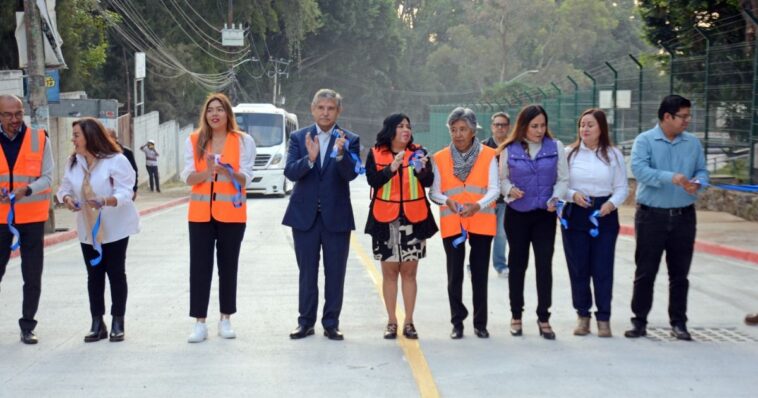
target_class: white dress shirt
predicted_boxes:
[564,142,628,208]
[499,138,569,204]
[180,132,256,186]
[429,143,501,208]
[56,154,140,244]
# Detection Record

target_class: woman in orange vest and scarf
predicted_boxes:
[181,93,255,343]
[365,113,438,340]
[430,107,500,340]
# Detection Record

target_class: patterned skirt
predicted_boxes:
[372,219,426,262]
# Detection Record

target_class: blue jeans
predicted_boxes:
[492,202,508,272]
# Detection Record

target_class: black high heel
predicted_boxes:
[84,317,108,343]
[538,321,556,340]
[510,319,523,336]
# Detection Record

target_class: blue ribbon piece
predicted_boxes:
[409,150,426,170]
[89,210,103,266]
[329,129,365,175]
[555,200,569,230]
[216,158,243,208]
[588,209,601,238]
[3,189,20,251]
[452,204,468,248]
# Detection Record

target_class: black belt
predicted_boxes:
[638,204,694,216]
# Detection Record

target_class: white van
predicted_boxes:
[233,103,298,197]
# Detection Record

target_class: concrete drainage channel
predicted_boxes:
[645,327,758,343]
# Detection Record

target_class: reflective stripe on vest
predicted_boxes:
[371,147,429,224]
[187,131,247,223]
[433,145,497,238]
[0,127,50,224]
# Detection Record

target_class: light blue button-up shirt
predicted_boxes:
[631,124,709,208]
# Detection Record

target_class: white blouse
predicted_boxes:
[180,132,256,186]
[56,154,140,244]
[564,142,628,208]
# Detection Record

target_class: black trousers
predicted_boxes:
[442,232,492,329]
[80,237,129,317]
[505,207,556,322]
[189,219,246,318]
[0,221,44,332]
[146,165,160,192]
[631,205,696,327]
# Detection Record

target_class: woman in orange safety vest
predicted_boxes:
[364,113,437,340]
[181,93,256,343]
[430,107,500,340]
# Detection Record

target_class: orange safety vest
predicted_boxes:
[371,147,429,223]
[433,145,497,238]
[0,127,50,224]
[187,131,247,223]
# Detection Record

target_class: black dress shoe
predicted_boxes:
[84,317,108,343]
[474,328,490,338]
[20,330,38,345]
[384,323,398,339]
[624,323,647,338]
[110,316,125,342]
[323,327,344,340]
[670,324,692,341]
[450,326,463,339]
[289,325,315,339]
[402,323,418,339]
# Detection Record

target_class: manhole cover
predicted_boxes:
[646,327,758,343]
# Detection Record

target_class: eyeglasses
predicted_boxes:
[673,113,692,121]
[0,111,23,120]
[492,123,510,128]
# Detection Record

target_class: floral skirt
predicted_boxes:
[372,219,426,262]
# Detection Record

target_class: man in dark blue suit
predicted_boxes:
[283,89,360,340]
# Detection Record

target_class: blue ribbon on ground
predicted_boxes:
[3,189,20,251]
[329,129,365,175]
[588,209,601,238]
[452,204,468,248]
[555,200,569,230]
[89,210,103,266]
[216,158,243,208]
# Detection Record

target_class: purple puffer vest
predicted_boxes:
[507,137,558,212]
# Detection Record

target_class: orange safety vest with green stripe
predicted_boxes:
[0,127,50,224]
[433,145,496,238]
[187,131,247,223]
[371,147,429,223]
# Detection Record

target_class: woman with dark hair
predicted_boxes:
[562,109,627,337]
[181,93,255,343]
[431,107,500,340]
[497,104,568,340]
[57,117,140,343]
[365,113,437,339]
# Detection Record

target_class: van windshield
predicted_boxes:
[235,113,283,147]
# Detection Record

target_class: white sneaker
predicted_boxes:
[218,319,236,339]
[498,268,509,278]
[187,322,208,343]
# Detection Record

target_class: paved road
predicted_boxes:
[1,176,757,397]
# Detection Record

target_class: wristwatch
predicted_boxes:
[25,186,32,196]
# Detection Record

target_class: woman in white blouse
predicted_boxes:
[561,108,628,337]
[57,118,140,343]
[181,93,255,343]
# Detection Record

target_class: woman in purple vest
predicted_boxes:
[497,105,568,340]
[561,109,627,337]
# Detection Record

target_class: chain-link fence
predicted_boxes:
[416,14,758,183]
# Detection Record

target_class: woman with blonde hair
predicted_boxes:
[181,93,255,343]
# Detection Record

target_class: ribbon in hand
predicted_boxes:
[588,209,601,238]
[329,129,365,175]
[409,150,426,170]
[452,204,468,248]
[89,206,103,266]
[555,200,569,230]
[215,155,243,208]
[2,188,20,251]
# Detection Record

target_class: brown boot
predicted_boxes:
[574,316,591,336]
[597,320,612,337]
[746,313,758,325]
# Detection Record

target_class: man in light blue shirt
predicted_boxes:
[626,95,708,341]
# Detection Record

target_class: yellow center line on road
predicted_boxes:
[350,234,440,398]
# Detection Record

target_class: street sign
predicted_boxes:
[135,52,146,79]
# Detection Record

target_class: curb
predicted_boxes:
[619,223,758,265]
[10,196,189,259]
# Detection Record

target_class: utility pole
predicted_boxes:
[23,0,54,232]
[269,58,291,105]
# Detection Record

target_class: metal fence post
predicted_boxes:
[567,75,579,124]
[694,27,711,161]
[744,9,758,183]
[583,71,597,108]
[629,54,644,136]
[605,61,618,143]
[551,82,562,137]
[661,43,675,95]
